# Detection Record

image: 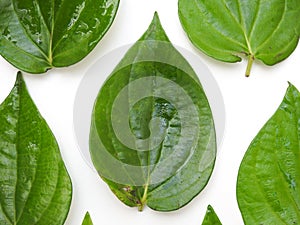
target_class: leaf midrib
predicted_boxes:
[13,78,22,225]
[235,0,253,55]
[48,0,55,65]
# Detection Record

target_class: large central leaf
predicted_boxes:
[178,0,300,76]
[89,12,216,211]
[0,0,119,73]
[0,72,72,224]
[237,83,300,224]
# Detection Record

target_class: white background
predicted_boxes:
[0,1,299,224]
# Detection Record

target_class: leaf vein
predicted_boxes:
[1,39,48,63]
[248,0,261,40]
[34,162,62,223]
[52,1,86,53]
[255,0,287,53]
[194,0,247,50]
[0,198,13,225]
[149,127,215,197]
[11,1,49,61]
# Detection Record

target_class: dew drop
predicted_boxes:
[93,18,100,29]
[1,26,17,44]
[67,2,86,30]
[36,33,42,45]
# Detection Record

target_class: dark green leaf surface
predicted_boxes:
[90,12,216,211]
[0,72,72,224]
[82,212,93,225]
[237,83,300,224]
[178,0,300,76]
[0,0,119,73]
[201,205,222,225]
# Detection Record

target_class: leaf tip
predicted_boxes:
[139,11,169,42]
[82,211,93,225]
[14,71,26,91]
[153,11,160,22]
[151,11,162,28]
[207,204,213,211]
[287,81,293,87]
[16,71,24,82]
[286,81,300,97]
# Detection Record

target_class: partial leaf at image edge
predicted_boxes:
[90,12,216,211]
[0,0,120,73]
[82,212,93,225]
[178,0,300,76]
[237,83,300,224]
[201,205,222,225]
[0,72,72,224]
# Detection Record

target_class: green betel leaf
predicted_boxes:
[0,0,119,73]
[82,212,93,225]
[201,205,222,225]
[237,83,300,224]
[89,12,216,212]
[178,0,300,76]
[0,72,72,224]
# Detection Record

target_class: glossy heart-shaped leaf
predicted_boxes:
[89,12,216,211]
[0,72,72,224]
[178,0,300,76]
[82,212,93,225]
[201,205,222,225]
[0,0,119,73]
[237,83,300,224]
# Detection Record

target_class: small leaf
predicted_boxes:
[0,72,72,224]
[201,205,222,225]
[89,12,216,211]
[237,83,300,224]
[178,0,300,76]
[82,212,93,225]
[0,0,119,73]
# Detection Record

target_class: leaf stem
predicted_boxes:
[138,183,149,211]
[245,54,254,77]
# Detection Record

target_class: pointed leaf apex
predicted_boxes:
[150,11,162,30]
[287,81,294,88]
[82,211,93,225]
[285,82,300,100]
[12,72,26,98]
[287,81,295,92]
[140,12,169,42]
[15,71,24,85]
[286,82,300,92]
[153,11,160,22]
[202,205,222,225]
